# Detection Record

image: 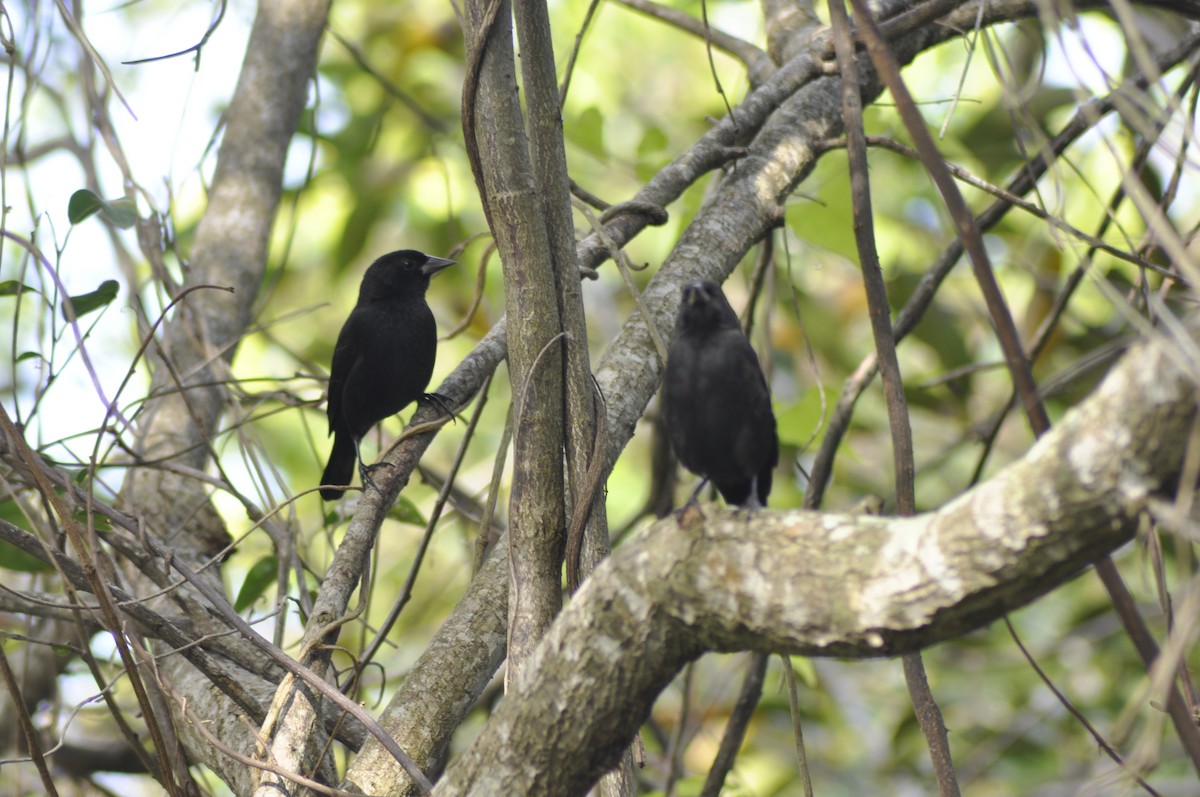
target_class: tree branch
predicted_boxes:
[463,0,567,676]
[113,0,335,789]
[434,329,1198,796]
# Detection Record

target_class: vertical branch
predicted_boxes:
[780,656,815,797]
[511,0,610,593]
[0,645,59,797]
[462,0,566,677]
[846,0,1047,435]
[698,652,769,797]
[847,0,1200,776]
[829,2,961,796]
[829,3,913,508]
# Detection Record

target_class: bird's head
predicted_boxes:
[676,280,739,332]
[360,249,454,299]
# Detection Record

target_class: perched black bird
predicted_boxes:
[320,249,454,501]
[662,280,778,507]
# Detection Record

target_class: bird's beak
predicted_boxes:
[682,283,703,306]
[422,256,455,276]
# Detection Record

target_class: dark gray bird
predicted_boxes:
[320,249,454,501]
[662,280,778,507]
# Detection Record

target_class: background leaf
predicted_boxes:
[0,280,38,296]
[67,189,137,229]
[235,556,279,611]
[388,494,427,527]
[61,280,119,321]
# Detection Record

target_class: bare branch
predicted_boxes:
[435,329,1199,797]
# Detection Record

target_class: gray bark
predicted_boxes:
[463,0,568,678]
[118,0,333,790]
[432,329,1198,797]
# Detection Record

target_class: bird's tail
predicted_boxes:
[320,433,356,501]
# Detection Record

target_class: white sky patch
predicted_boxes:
[4,1,255,473]
[1043,16,1125,96]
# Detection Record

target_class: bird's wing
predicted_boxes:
[326,313,362,435]
[722,331,779,467]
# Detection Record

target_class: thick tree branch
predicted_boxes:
[341,534,509,794]
[463,0,567,676]
[322,4,1164,792]
[510,0,608,597]
[434,329,1198,797]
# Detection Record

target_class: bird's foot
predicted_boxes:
[358,460,395,495]
[422,391,458,422]
[675,485,708,526]
[737,494,765,512]
[732,501,763,525]
[677,498,707,527]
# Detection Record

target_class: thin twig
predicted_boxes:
[558,0,603,106]
[122,0,227,67]
[830,1,960,793]
[611,0,772,79]
[698,652,768,797]
[360,375,493,667]
[663,661,694,797]
[1005,619,1163,796]
[0,645,60,797]
[780,655,815,797]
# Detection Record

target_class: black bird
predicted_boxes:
[320,249,454,501]
[662,280,778,507]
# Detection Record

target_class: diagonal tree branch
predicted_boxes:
[434,328,1199,797]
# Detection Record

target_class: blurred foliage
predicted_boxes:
[0,0,1198,793]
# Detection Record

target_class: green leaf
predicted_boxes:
[68,189,105,224]
[61,279,119,321]
[101,197,137,229]
[67,189,137,229]
[234,555,279,612]
[0,501,53,573]
[0,497,28,526]
[572,106,606,159]
[635,126,669,183]
[0,280,37,297]
[0,538,53,573]
[388,494,426,526]
[71,509,111,531]
[775,393,821,448]
[15,351,44,363]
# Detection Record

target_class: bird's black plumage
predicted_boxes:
[320,249,454,501]
[662,280,778,507]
